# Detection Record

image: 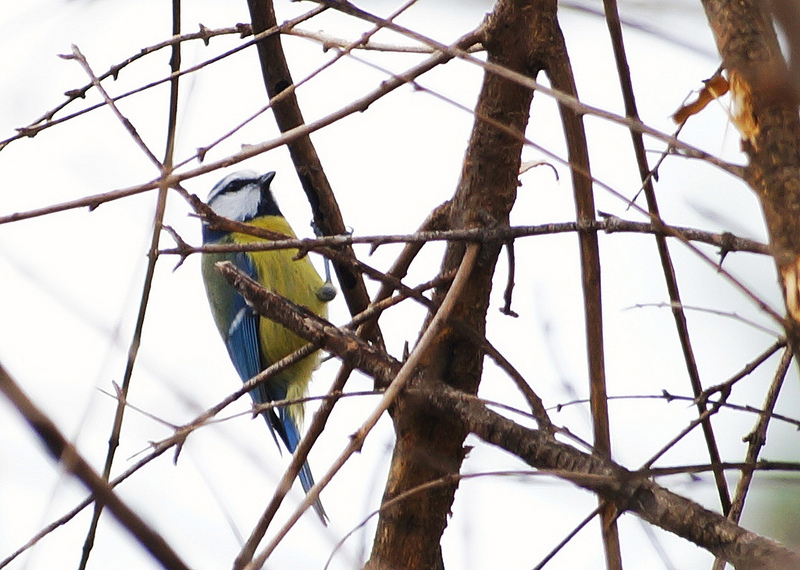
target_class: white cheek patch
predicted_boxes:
[210,185,261,221]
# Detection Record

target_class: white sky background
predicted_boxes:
[1,0,798,569]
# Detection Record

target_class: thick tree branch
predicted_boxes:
[419,383,800,570]
[362,0,555,566]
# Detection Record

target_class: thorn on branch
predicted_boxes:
[86,196,106,212]
[64,87,88,99]
[717,231,736,266]
[292,243,312,261]
[742,430,765,447]
[14,126,39,138]
[598,211,621,233]
[235,22,253,38]
[162,225,191,270]
[198,23,212,46]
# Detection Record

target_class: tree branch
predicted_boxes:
[419,383,800,570]
[0,363,191,570]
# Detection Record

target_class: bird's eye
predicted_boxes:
[221,179,255,194]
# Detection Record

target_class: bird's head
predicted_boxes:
[202,171,281,243]
[206,170,281,222]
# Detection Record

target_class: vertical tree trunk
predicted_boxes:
[365,1,560,568]
[702,0,800,344]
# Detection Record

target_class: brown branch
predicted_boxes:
[712,346,795,570]
[642,339,785,469]
[0,24,253,150]
[0,12,322,152]
[169,215,771,257]
[207,261,796,569]
[701,0,800,348]
[287,27,479,53]
[228,245,479,569]
[313,0,744,178]
[362,0,544,566]
[66,45,161,168]
[544,2,620,563]
[0,363,191,570]
[246,0,374,333]
[419,382,800,570]
[728,347,793,520]
[603,0,732,517]
[0,342,348,569]
[216,261,401,385]
[71,25,178,569]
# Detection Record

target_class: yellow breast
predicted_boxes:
[231,215,328,420]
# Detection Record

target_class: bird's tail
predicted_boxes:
[272,407,328,524]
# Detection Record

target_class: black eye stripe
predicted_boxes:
[220,179,256,194]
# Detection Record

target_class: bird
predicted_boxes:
[200,170,334,522]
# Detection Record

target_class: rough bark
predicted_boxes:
[419,383,800,570]
[218,243,800,570]
[702,0,800,344]
[364,1,558,568]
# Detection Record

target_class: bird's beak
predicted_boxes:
[259,171,277,188]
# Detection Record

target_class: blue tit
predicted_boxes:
[201,170,334,522]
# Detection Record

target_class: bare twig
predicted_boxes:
[420,381,800,569]
[602,0,731,515]
[642,340,786,469]
[728,347,793,520]
[73,7,183,565]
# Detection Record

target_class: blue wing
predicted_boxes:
[220,252,284,450]
[221,253,328,521]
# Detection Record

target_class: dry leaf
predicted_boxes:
[672,74,730,124]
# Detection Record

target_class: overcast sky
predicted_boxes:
[1,1,797,569]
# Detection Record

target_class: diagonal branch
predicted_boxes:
[0,363,191,570]
[603,0,732,518]
[420,382,800,570]
[246,0,375,330]
[215,244,479,569]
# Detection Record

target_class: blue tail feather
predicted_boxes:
[251,388,327,524]
[276,408,328,523]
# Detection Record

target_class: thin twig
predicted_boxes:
[1,11,323,151]
[641,340,786,469]
[66,45,160,167]
[73,10,183,566]
[1,23,253,149]
[602,0,731,514]
[728,347,793,520]
[311,0,744,177]
[161,218,770,257]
